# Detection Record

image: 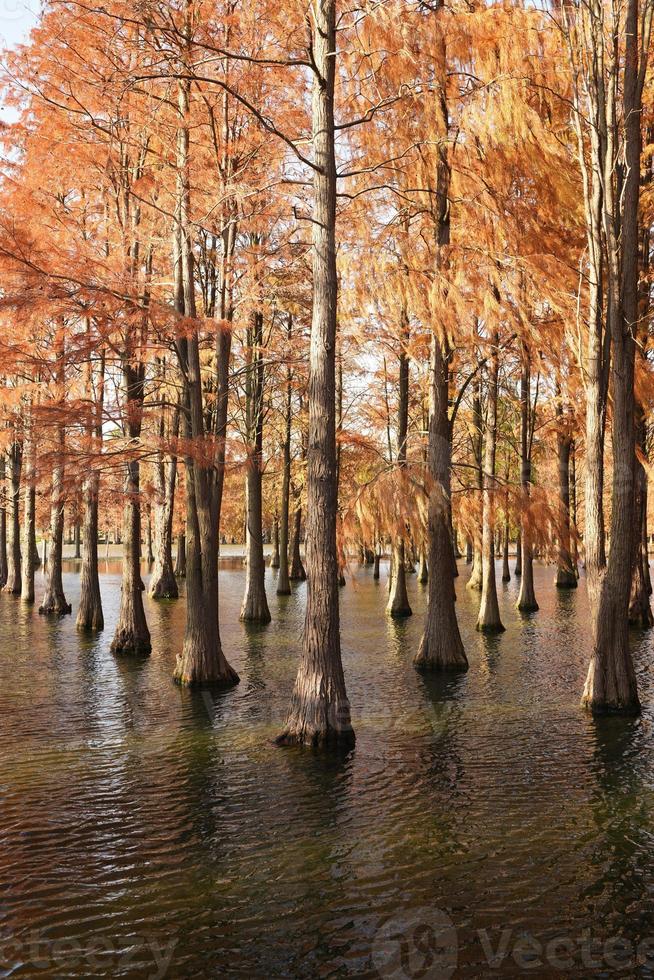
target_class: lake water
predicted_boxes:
[2,558,654,978]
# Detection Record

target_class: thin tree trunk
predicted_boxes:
[270,518,280,569]
[0,456,7,589]
[277,0,354,747]
[3,440,21,595]
[175,531,186,577]
[149,403,179,600]
[277,314,293,595]
[241,310,271,623]
[110,363,150,653]
[416,334,467,671]
[517,347,538,612]
[514,529,522,577]
[21,413,35,604]
[39,441,71,616]
[477,332,504,632]
[289,501,306,580]
[77,469,103,630]
[387,330,412,618]
[467,377,483,591]
[555,401,577,588]
[171,60,239,688]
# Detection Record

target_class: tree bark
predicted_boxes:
[77,469,104,631]
[387,332,412,617]
[110,363,150,653]
[289,501,306,580]
[240,309,271,623]
[517,347,538,612]
[555,400,577,589]
[581,0,648,714]
[39,439,71,616]
[0,456,7,589]
[477,332,504,632]
[415,333,468,671]
[277,0,354,747]
[3,440,22,595]
[277,315,293,595]
[171,60,239,688]
[175,531,186,577]
[270,518,280,569]
[149,404,179,600]
[21,414,35,604]
[466,377,483,591]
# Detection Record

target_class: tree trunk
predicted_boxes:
[171,64,239,688]
[477,332,504,632]
[21,417,35,604]
[581,0,646,714]
[73,522,81,560]
[466,378,483,591]
[175,531,186,577]
[517,348,538,612]
[514,530,522,576]
[502,519,510,582]
[289,502,306,581]
[277,319,293,595]
[149,406,179,600]
[77,469,104,631]
[0,456,7,590]
[241,311,271,623]
[555,407,577,588]
[465,538,472,564]
[270,518,280,569]
[418,547,428,584]
[277,0,354,747]
[415,333,468,671]
[3,440,22,595]
[387,338,412,617]
[110,364,150,653]
[39,448,71,616]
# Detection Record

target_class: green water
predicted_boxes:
[2,559,654,977]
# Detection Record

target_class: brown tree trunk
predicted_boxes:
[110,364,150,652]
[171,63,239,688]
[415,334,468,671]
[270,518,280,569]
[175,531,186,577]
[3,440,22,595]
[502,519,510,583]
[387,336,412,617]
[465,538,472,564]
[466,377,483,591]
[555,403,577,588]
[581,0,647,714]
[477,332,504,632]
[277,315,293,595]
[277,0,354,746]
[418,547,428,584]
[0,456,7,589]
[77,470,104,631]
[39,449,71,616]
[149,405,179,600]
[21,415,35,604]
[514,530,522,576]
[240,309,271,623]
[289,501,306,581]
[517,347,538,612]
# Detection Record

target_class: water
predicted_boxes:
[2,559,654,978]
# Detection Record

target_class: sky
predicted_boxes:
[0,0,37,49]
